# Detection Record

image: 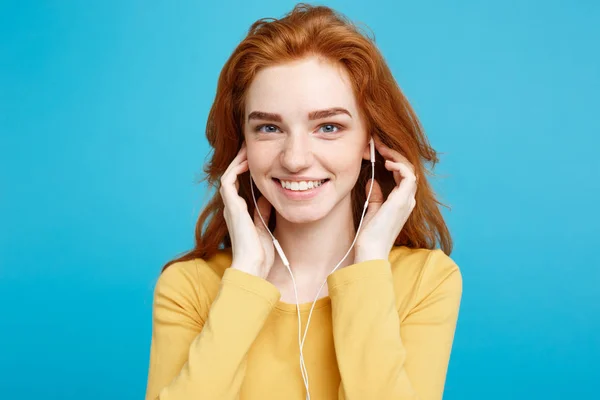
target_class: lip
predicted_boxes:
[276,176,328,181]
[272,178,329,200]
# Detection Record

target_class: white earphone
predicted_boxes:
[249,137,376,400]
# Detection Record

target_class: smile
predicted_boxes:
[277,179,328,191]
[272,178,330,200]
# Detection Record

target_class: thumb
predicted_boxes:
[363,178,383,223]
[253,195,273,233]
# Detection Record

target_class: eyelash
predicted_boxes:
[254,123,344,134]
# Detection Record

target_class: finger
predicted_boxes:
[365,178,384,204]
[221,159,248,188]
[221,159,249,205]
[385,160,417,187]
[221,146,248,185]
[382,161,417,206]
[384,160,402,186]
[363,178,383,223]
[222,146,248,179]
[234,160,249,192]
[374,139,415,175]
[379,177,417,221]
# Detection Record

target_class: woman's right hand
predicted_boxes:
[220,142,275,280]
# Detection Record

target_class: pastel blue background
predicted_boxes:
[1,0,598,398]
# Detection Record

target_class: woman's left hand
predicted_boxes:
[353,137,418,263]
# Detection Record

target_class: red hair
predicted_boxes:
[162,3,453,272]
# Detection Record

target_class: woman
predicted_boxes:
[145,3,462,400]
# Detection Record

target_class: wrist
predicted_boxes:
[231,263,265,279]
[353,252,386,264]
[354,244,390,264]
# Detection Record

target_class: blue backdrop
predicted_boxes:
[1,1,598,398]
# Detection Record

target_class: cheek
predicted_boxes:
[247,147,274,176]
[246,146,264,166]
[329,154,364,177]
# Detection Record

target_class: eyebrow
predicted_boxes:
[247,107,352,123]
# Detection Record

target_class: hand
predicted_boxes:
[354,137,418,263]
[220,142,275,279]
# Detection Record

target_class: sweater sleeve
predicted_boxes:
[327,249,463,400]
[145,261,281,400]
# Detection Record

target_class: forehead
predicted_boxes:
[244,57,358,119]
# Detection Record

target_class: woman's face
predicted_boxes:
[243,56,370,224]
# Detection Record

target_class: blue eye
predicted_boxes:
[255,124,281,133]
[253,123,344,134]
[319,124,341,134]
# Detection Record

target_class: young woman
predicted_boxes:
[145,4,462,400]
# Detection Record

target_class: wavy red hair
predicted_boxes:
[162,3,453,272]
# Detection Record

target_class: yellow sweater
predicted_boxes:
[145,246,462,400]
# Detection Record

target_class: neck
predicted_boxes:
[267,196,357,289]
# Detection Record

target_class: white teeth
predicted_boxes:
[278,179,327,191]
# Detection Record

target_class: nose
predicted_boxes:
[280,134,314,172]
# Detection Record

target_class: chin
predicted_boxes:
[275,204,331,225]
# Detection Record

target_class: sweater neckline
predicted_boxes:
[274,295,331,313]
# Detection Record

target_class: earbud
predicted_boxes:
[249,135,377,400]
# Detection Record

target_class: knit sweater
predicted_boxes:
[145,245,462,399]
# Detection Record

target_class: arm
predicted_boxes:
[328,249,463,400]
[145,261,281,400]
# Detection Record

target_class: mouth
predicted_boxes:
[272,178,330,191]
[271,178,330,199]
